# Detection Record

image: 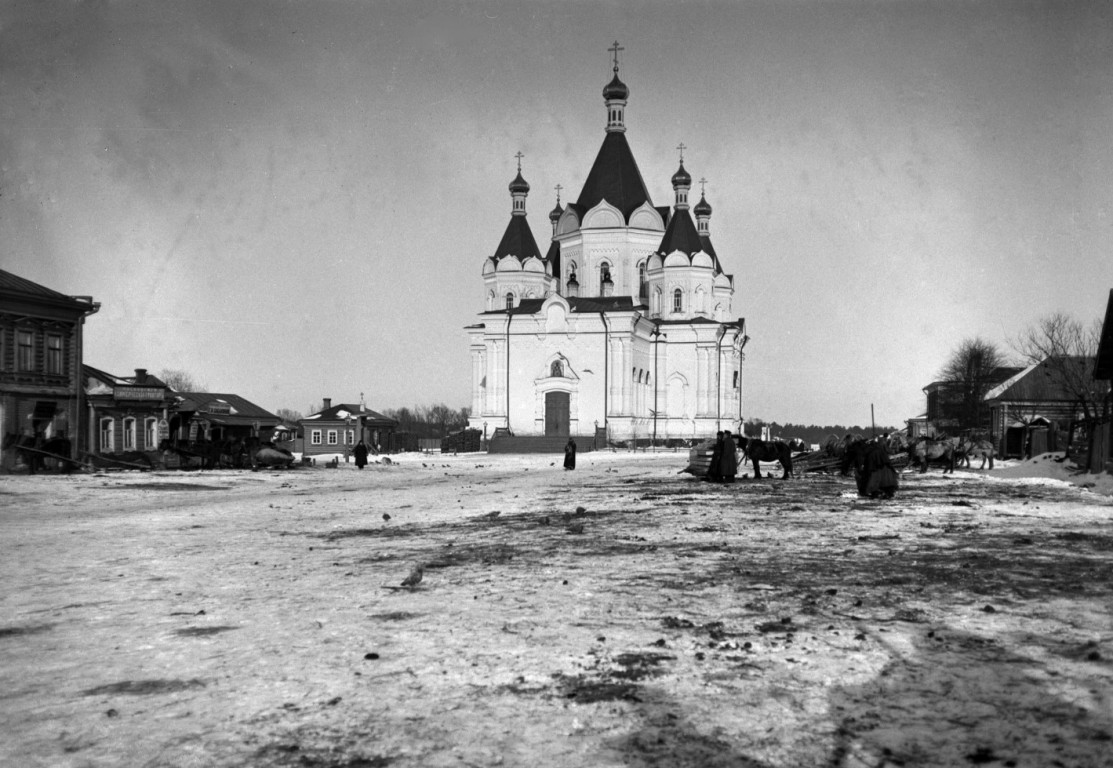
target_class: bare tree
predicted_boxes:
[937,337,1008,433]
[1012,312,1110,468]
[158,369,207,393]
[274,408,303,423]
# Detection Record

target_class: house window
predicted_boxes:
[551,360,563,378]
[505,292,514,309]
[346,429,355,445]
[99,417,114,452]
[17,330,33,371]
[327,430,338,445]
[122,417,136,450]
[144,418,158,449]
[673,289,683,313]
[311,429,322,446]
[45,334,63,374]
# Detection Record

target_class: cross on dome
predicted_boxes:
[699,177,707,195]
[554,183,562,204]
[677,142,687,163]
[514,150,524,172]
[609,40,624,72]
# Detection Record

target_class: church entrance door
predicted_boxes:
[544,391,570,436]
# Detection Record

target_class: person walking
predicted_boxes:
[719,430,738,484]
[563,437,577,470]
[857,438,898,499]
[352,440,369,469]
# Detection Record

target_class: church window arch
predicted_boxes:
[551,360,564,378]
[637,261,647,300]
[505,292,514,310]
[599,262,612,294]
[487,290,496,311]
[673,288,684,314]
[653,287,662,316]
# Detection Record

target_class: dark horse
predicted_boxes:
[2,433,75,473]
[736,436,794,479]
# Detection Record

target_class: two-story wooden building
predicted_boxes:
[1,269,99,471]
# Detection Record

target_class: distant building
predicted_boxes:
[984,356,1095,458]
[83,365,174,464]
[1095,289,1112,472]
[465,45,746,446]
[1,269,99,471]
[300,397,398,457]
[921,366,1023,435]
[169,391,281,446]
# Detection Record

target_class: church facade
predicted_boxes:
[466,49,748,443]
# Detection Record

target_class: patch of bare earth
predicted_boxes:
[1,455,1111,767]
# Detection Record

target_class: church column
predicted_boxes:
[471,349,484,416]
[620,339,632,415]
[696,348,708,416]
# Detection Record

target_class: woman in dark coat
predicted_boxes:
[719,430,738,483]
[706,432,724,482]
[564,438,576,470]
[352,440,369,469]
[857,439,898,498]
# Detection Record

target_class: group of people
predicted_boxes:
[705,430,740,483]
[704,430,899,499]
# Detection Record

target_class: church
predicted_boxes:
[466,44,748,445]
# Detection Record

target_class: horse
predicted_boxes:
[958,437,996,470]
[908,436,957,474]
[824,434,866,476]
[736,436,794,479]
[2,433,75,473]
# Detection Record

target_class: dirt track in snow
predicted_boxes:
[2,452,1112,768]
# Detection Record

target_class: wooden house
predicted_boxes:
[984,356,1095,458]
[300,398,398,458]
[83,366,175,467]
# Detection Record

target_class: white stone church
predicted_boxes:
[466,46,748,444]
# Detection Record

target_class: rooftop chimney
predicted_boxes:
[134,368,147,383]
[323,398,332,411]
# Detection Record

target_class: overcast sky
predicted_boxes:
[2,0,1111,426]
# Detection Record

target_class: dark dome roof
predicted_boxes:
[550,202,564,221]
[508,172,530,194]
[603,73,629,101]
[694,194,712,216]
[671,162,691,187]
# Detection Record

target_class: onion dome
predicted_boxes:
[671,162,691,188]
[694,193,712,217]
[508,172,530,194]
[549,201,564,223]
[603,73,629,101]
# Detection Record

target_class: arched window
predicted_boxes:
[673,288,683,313]
[505,292,514,310]
[653,287,662,316]
[638,261,647,300]
[599,262,612,294]
[551,360,564,378]
[632,366,638,382]
[144,417,158,450]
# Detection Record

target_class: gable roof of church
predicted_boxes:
[492,216,543,262]
[571,132,654,223]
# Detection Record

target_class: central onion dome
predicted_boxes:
[671,162,691,188]
[508,172,530,194]
[603,73,629,101]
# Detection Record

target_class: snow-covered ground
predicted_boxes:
[1,451,1111,767]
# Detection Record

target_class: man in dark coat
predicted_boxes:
[564,438,576,470]
[719,430,738,484]
[352,440,369,469]
[706,431,724,482]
